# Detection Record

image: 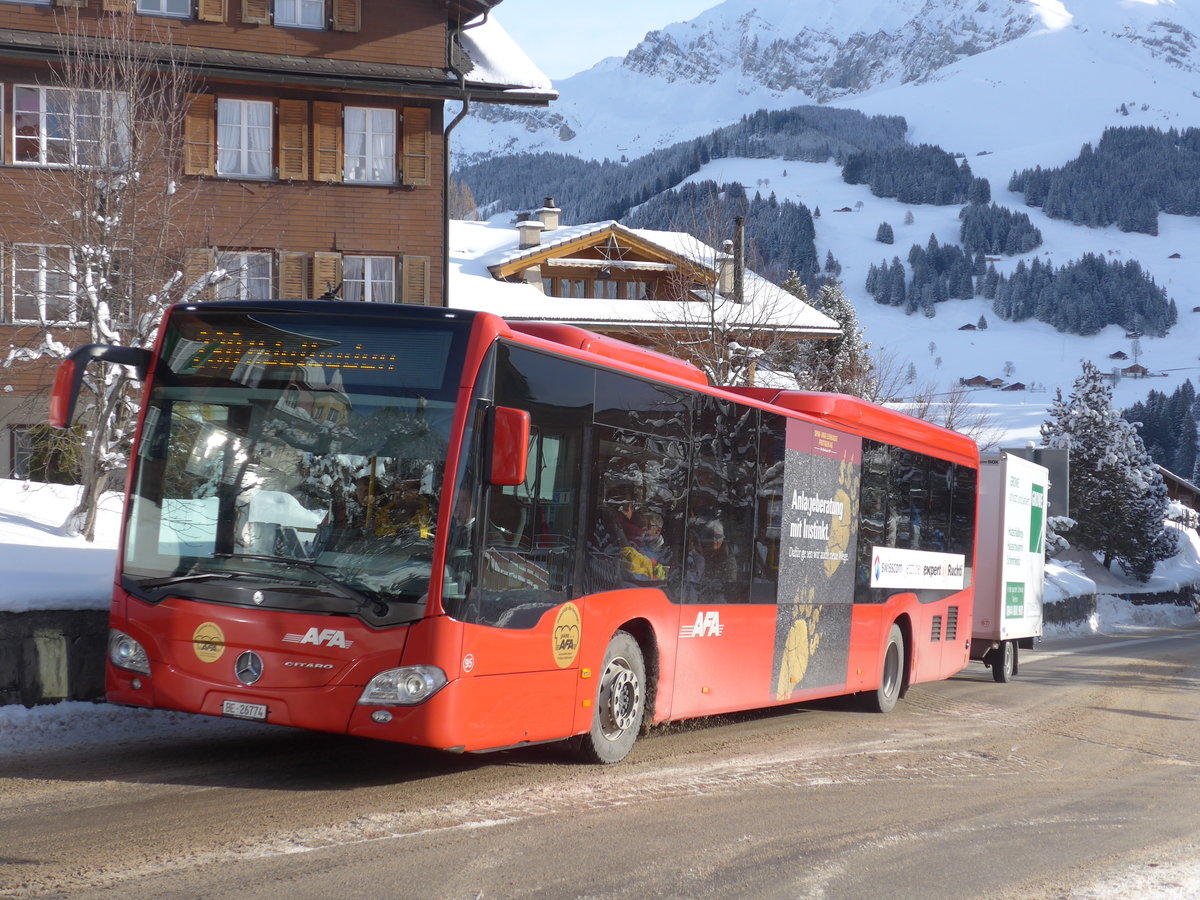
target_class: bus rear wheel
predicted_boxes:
[575,631,645,764]
[864,623,904,713]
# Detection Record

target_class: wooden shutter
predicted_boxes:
[313,252,342,299]
[184,248,217,301]
[242,0,269,23]
[278,100,309,181]
[184,94,215,177]
[102,0,134,12]
[279,252,311,299]
[401,107,431,187]
[331,0,359,32]
[312,102,343,184]
[55,0,86,8]
[197,0,226,23]
[401,255,430,306]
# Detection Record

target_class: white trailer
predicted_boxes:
[970,452,1049,682]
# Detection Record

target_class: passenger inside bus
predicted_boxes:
[686,518,740,603]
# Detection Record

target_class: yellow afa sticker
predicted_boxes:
[552,602,582,668]
[193,622,226,663]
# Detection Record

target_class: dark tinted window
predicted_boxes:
[587,428,689,598]
[594,368,691,441]
[752,412,787,602]
[685,396,756,604]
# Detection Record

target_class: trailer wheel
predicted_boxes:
[574,632,645,764]
[865,623,904,713]
[992,640,1017,683]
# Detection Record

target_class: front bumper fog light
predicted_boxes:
[358,665,447,706]
[109,629,151,675]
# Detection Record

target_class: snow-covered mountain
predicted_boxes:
[458,0,1200,164]
[454,0,1200,447]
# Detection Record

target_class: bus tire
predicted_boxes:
[992,640,1017,683]
[865,623,904,714]
[575,631,645,764]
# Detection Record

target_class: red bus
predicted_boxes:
[52,301,978,763]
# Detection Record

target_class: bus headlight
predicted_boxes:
[358,666,447,706]
[108,629,151,675]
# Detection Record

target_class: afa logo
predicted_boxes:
[282,628,354,649]
[552,602,582,668]
[680,610,724,639]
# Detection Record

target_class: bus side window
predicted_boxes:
[752,413,787,603]
[686,396,756,604]
[856,441,891,602]
[587,430,688,598]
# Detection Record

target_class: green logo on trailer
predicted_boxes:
[1029,483,1045,554]
[1005,582,1025,619]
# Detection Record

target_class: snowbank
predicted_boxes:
[0,480,121,612]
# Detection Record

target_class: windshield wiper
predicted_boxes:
[212,552,390,617]
[136,571,249,591]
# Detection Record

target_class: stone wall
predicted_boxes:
[0,610,108,706]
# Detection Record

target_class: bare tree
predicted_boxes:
[898,381,1005,449]
[1,13,223,539]
[630,200,827,387]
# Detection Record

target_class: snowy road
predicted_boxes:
[2,626,1200,899]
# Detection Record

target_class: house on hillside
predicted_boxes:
[961,375,991,387]
[1122,364,1150,377]
[0,0,554,477]
[447,203,841,379]
[1157,465,1200,521]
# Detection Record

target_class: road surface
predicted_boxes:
[3,626,1199,899]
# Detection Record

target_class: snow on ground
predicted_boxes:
[0,479,122,611]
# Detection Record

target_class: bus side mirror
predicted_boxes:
[49,344,152,428]
[488,406,530,486]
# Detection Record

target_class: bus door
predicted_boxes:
[444,344,593,749]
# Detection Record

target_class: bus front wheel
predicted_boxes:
[865,623,904,714]
[575,631,645,764]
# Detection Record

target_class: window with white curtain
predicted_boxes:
[275,0,323,27]
[12,245,75,324]
[13,86,130,169]
[137,0,191,17]
[216,251,273,301]
[344,107,396,184]
[217,99,273,178]
[343,256,395,303]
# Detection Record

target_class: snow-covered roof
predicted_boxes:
[456,16,556,101]
[448,219,841,337]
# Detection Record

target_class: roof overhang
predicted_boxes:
[0,23,553,106]
[488,224,710,281]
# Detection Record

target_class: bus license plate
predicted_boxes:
[222,700,267,721]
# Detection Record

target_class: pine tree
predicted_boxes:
[1042,361,1177,578]
[790,281,873,397]
[876,222,894,244]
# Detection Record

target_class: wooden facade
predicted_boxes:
[0,0,550,476]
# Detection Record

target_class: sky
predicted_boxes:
[490,0,718,80]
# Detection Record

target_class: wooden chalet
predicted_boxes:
[0,0,553,477]
[448,203,841,360]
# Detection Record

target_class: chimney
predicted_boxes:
[733,215,745,303]
[536,197,561,232]
[517,219,544,250]
[717,240,735,296]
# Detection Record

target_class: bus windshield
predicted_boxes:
[122,304,472,626]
